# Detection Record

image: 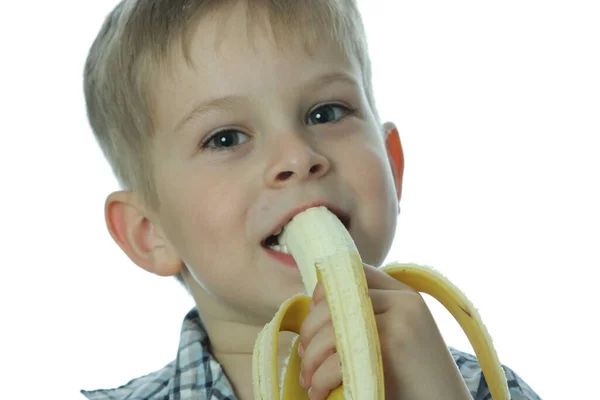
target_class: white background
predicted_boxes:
[1,1,598,399]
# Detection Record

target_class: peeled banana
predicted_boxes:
[252,206,510,399]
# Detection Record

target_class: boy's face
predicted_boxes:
[146,7,402,323]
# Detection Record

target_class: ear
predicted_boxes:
[383,122,404,204]
[104,191,184,277]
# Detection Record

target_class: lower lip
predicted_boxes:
[263,247,298,268]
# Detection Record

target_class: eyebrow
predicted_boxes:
[173,95,249,134]
[310,72,360,92]
[173,72,360,134]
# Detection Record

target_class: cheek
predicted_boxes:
[347,139,396,201]
[158,172,251,273]
[345,143,398,264]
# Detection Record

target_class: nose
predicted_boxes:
[264,134,330,188]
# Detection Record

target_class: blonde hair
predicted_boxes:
[84,0,378,291]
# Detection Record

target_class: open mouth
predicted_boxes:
[261,210,351,254]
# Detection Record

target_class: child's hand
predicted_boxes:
[297,264,472,400]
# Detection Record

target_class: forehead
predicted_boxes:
[175,1,358,67]
[150,3,362,135]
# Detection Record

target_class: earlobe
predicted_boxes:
[104,191,184,277]
[383,122,405,204]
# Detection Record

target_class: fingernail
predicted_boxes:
[299,373,305,388]
[298,343,304,357]
[308,387,314,399]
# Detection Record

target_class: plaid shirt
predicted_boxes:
[81,307,541,400]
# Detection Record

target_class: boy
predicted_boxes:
[81,1,541,399]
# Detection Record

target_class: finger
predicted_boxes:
[307,352,342,400]
[363,263,417,292]
[311,281,326,306]
[367,288,395,314]
[299,300,331,352]
[367,287,424,314]
[300,322,337,387]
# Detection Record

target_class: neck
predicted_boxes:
[189,282,296,399]
[207,318,298,400]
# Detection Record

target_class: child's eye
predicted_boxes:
[201,129,250,151]
[306,103,355,126]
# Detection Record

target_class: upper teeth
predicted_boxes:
[268,244,290,254]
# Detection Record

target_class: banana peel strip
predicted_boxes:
[381,263,510,400]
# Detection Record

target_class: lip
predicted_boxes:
[261,201,351,246]
[263,247,298,268]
